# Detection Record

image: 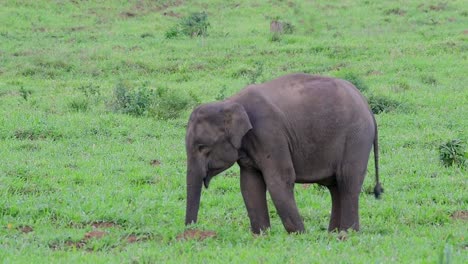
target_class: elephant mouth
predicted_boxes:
[203,176,211,189]
[203,167,225,188]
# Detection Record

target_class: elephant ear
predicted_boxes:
[223,102,252,149]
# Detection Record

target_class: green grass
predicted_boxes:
[0,0,467,263]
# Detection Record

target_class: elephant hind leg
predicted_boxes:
[338,191,360,231]
[336,163,367,232]
[327,185,341,232]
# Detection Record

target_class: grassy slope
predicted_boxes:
[0,0,467,263]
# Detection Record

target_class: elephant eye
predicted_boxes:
[197,144,209,153]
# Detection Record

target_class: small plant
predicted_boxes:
[282,22,295,34]
[68,97,89,112]
[19,87,32,101]
[180,12,210,37]
[248,62,264,84]
[270,33,282,42]
[367,95,401,114]
[439,139,467,168]
[215,85,228,101]
[165,27,179,39]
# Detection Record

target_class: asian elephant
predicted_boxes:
[184,73,383,234]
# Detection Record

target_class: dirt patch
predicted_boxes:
[163,11,181,18]
[463,30,468,35]
[90,221,120,228]
[302,184,311,189]
[18,225,34,233]
[121,11,137,18]
[451,210,468,220]
[63,240,87,250]
[125,233,152,243]
[429,3,447,11]
[367,70,383,76]
[176,229,217,241]
[84,230,107,239]
[150,159,161,166]
[69,26,86,32]
[68,221,120,229]
[50,230,107,251]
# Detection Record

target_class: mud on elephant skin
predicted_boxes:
[184,73,383,234]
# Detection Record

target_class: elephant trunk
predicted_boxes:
[185,166,204,226]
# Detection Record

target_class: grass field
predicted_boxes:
[0,0,467,263]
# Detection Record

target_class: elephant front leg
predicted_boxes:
[267,180,305,234]
[262,164,305,233]
[240,167,270,234]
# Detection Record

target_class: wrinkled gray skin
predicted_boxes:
[185,73,383,234]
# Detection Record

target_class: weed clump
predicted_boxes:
[367,94,402,114]
[338,72,368,92]
[166,12,210,38]
[14,127,62,141]
[19,87,32,101]
[68,97,89,112]
[439,139,467,168]
[111,82,153,116]
[109,82,197,119]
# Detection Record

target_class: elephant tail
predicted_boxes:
[372,114,384,199]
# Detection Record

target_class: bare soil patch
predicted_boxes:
[90,221,120,228]
[451,210,468,220]
[84,230,107,239]
[163,11,181,18]
[125,233,152,243]
[18,225,34,233]
[150,159,161,166]
[50,230,107,251]
[120,11,137,18]
[176,229,217,241]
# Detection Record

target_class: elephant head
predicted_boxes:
[184,101,252,225]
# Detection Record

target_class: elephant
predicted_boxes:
[184,73,383,234]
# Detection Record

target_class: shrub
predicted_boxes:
[180,12,210,37]
[282,21,295,34]
[111,82,155,116]
[439,139,467,168]
[110,82,197,119]
[367,95,401,114]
